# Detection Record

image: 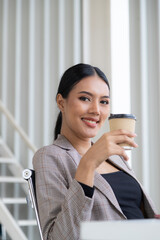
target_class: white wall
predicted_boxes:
[129,0,160,211]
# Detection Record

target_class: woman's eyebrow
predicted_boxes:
[78,91,110,98]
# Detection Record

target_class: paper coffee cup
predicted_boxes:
[108,114,136,150]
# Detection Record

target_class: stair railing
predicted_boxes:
[0,99,38,240]
[0,99,37,153]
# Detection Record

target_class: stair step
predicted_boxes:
[0,157,17,164]
[18,220,37,226]
[0,177,26,183]
[1,198,27,204]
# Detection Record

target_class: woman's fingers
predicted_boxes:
[102,131,138,161]
[105,130,138,148]
[109,129,137,138]
[117,147,129,161]
[114,135,138,148]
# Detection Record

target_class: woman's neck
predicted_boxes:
[60,131,92,156]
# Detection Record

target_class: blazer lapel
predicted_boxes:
[107,155,136,178]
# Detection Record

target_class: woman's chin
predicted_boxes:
[81,130,99,139]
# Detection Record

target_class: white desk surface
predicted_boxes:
[80,219,160,240]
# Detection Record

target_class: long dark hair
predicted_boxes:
[54,63,110,140]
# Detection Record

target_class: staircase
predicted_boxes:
[0,137,39,240]
[0,100,39,240]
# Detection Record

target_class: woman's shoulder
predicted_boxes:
[32,145,69,176]
[32,143,67,164]
[34,134,74,157]
[32,135,79,169]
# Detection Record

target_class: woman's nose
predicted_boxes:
[88,101,100,115]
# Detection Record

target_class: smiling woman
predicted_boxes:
[54,64,110,141]
[57,75,110,143]
[33,63,157,240]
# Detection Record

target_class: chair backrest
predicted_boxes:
[23,169,44,240]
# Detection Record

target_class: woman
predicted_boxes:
[33,63,156,240]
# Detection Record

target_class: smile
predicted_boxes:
[81,118,99,128]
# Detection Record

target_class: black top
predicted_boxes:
[78,181,94,198]
[79,170,144,219]
[101,171,144,219]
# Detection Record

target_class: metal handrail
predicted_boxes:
[0,99,37,153]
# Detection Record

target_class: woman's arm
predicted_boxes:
[33,147,93,240]
[75,130,138,187]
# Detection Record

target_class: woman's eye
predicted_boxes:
[79,96,90,102]
[100,100,109,105]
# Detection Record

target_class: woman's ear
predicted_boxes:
[56,94,65,112]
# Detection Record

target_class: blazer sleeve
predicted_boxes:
[33,146,94,240]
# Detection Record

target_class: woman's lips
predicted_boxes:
[81,118,99,128]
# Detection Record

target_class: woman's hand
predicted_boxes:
[82,129,137,167]
[75,130,138,187]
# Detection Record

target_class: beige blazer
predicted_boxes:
[33,135,156,240]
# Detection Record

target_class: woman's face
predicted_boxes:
[58,75,110,141]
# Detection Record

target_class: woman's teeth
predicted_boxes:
[83,119,97,123]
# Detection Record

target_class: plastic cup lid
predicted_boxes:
[108,113,136,120]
